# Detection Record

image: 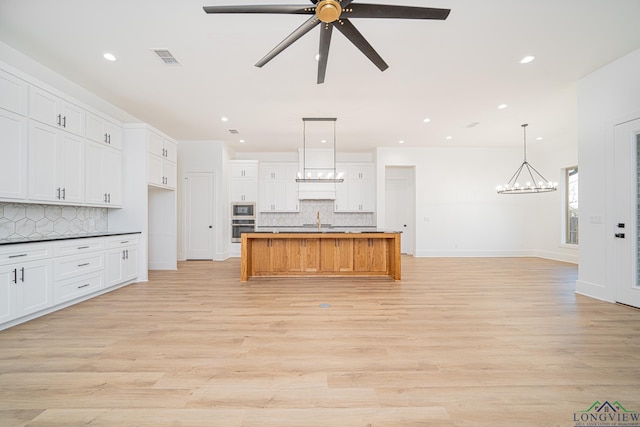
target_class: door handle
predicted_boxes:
[615,233,625,238]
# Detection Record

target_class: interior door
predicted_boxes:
[614,117,640,308]
[385,166,415,255]
[185,172,214,260]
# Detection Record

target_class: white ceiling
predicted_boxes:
[1,0,640,153]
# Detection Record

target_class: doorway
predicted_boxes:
[614,117,640,308]
[185,172,214,260]
[385,166,416,255]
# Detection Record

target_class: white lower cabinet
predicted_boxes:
[0,259,53,324]
[105,237,139,288]
[1,233,140,330]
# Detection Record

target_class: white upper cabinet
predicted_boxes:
[29,86,84,136]
[230,161,258,202]
[0,69,28,116]
[85,141,122,206]
[259,163,299,212]
[147,130,177,189]
[86,112,122,149]
[334,163,375,212]
[0,109,28,200]
[28,120,84,204]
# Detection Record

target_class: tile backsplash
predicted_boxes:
[258,200,374,227]
[0,203,108,240]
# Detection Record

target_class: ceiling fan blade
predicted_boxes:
[203,5,312,15]
[317,24,333,84]
[345,4,451,20]
[334,19,388,72]
[255,16,321,68]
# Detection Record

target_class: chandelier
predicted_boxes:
[296,117,344,183]
[496,124,557,194]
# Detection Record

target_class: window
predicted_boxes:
[565,166,579,244]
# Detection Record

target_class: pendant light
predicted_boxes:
[496,124,557,194]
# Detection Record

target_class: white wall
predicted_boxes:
[576,47,640,301]
[376,145,577,261]
[177,140,230,261]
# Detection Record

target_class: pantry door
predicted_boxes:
[614,117,640,308]
[185,172,215,260]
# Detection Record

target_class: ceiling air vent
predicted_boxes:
[229,129,239,134]
[151,49,180,65]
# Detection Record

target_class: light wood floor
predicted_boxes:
[1,257,639,427]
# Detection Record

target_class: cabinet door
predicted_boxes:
[304,239,320,272]
[29,86,59,128]
[147,154,164,186]
[104,148,122,205]
[123,246,138,282]
[164,160,177,189]
[103,120,122,150]
[0,265,16,323]
[59,132,84,203]
[320,238,353,272]
[232,162,258,179]
[84,142,106,205]
[270,239,288,272]
[0,69,28,115]
[164,140,177,163]
[354,239,387,272]
[0,110,28,200]
[147,131,164,157]
[28,121,58,202]
[251,239,272,274]
[18,259,53,317]
[105,248,124,287]
[59,101,84,136]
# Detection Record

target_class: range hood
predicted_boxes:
[297,118,343,200]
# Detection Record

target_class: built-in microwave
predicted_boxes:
[231,202,255,218]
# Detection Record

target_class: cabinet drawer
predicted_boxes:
[54,272,103,304]
[105,235,138,249]
[53,238,104,257]
[0,244,51,266]
[54,252,104,281]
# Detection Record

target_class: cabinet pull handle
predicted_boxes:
[108,134,111,144]
[62,188,66,200]
[57,114,62,126]
[107,193,111,203]
[62,115,66,128]
[78,263,90,267]
[12,268,17,284]
[9,253,28,258]
[104,133,109,143]
[20,267,25,282]
[77,246,89,250]
[120,241,129,244]
[125,249,129,259]
[57,187,61,199]
[78,284,90,289]
[104,193,108,202]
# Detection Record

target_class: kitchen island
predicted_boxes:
[240,230,401,282]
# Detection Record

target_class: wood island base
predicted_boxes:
[241,232,401,282]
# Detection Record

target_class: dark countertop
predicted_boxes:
[0,231,141,246]
[253,226,401,234]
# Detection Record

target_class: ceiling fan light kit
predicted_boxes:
[203,1,451,84]
[496,124,558,194]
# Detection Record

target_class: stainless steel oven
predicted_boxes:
[231,202,255,218]
[231,219,255,243]
[231,202,255,243]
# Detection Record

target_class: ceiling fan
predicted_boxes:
[203,0,451,84]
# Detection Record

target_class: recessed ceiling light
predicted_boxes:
[221,117,228,122]
[398,140,405,144]
[315,54,320,61]
[321,139,327,144]
[103,52,116,62]
[520,55,535,64]
[239,139,245,143]
[536,136,543,141]
[498,104,508,109]
[446,136,453,140]
[423,118,431,123]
